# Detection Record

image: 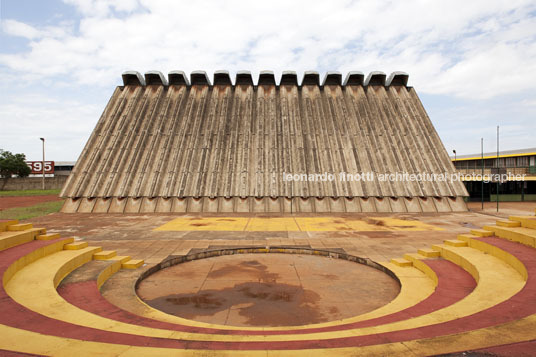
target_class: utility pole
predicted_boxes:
[496,126,499,212]
[40,137,45,190]
[481,138,484,210]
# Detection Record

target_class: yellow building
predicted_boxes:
[452,147,536,202]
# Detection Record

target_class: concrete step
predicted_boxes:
[110,255,132,264]
[64,242,89,250]
[483,225,536,248]
[122,259,144,269]
[0,227,48,252]
[496,220,521,228]
[509,216,536,229]
[0,230,35,251]
[470,229,493,237]
[37,233,61,241]
[26,227,47,235]
[0,219,18,232]
[391,258,412,267]
[7,223,33,231]
[0,231,532,356]
[457,234,479,242]
[417,248,440,258]
[444,239,468,247]
[93,250,117,260]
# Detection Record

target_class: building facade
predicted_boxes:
[452,148,536,201]
[60,70,468,213]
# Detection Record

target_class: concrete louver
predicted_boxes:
[121,71,145,86]
[365,71,387,86]
[121,71,411,88]
[236,71,254,85]
[168,71,189,86]
[213,70,232,85]
[344,71,365,86]
[258,71,276,86]
[144,71,167,86]
[62,70,468,213]
[322,71,342,86]
[280,71,298,86]
[190,70,211,86]
[387,71,409,86]
[302,71,320,86]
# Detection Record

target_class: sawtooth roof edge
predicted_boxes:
[144,71,168,86]
[120,71,410,87]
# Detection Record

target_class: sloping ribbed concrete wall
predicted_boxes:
[60,71,468,213]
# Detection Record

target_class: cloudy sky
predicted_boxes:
[1,0,535,162]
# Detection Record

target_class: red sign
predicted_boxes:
[27,161,54,174]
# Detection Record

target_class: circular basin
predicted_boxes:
[137,252,400,327]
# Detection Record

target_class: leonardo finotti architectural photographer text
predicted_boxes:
[282,172,526,183]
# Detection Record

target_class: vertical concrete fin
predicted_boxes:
[280,71,298,86]
[343,71,365,86]
[168,71,189,86]
[122,71,145,86]
[144,71,168,86]
[258,70,276,86]
[214,70,232,85]
[322,71,342,86]
[190,70,211,86]
[364,71,387,86]
[302,71,320,86]
[386,71,409,87]
[236,70,254,85]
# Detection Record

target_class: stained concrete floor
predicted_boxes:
[137,253,400,327]
[27,210,507,265]
[23,205,535,328]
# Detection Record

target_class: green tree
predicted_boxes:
[0,149,31,178]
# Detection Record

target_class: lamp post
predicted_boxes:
[40,137,45,190]
[453,149,456,163]
[481,138,484,210]
[497,126,499,212]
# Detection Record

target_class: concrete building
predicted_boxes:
[60,70,468,213]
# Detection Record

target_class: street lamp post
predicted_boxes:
[481,138,484,210]
[40,138,45,190]
[497,126,499,212]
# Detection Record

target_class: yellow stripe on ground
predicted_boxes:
[155,217,250,231]
[1,315,536,356]
[3,247,436,340]
[262,244,526,341]
[5,242,524,342]
[154,216,443,232]
[245,217,300,231]
[5,248,189,340]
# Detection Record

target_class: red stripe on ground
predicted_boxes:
[1,236,535,351]
[0,349,43,356]
[59,258,475,335]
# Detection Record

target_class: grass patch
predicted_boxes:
[0,200,64,220]
[0,189,61,197]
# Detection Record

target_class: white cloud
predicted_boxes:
[0,91,101,161]
[0,0,535,159]
[0,0,534,99]
[2,19,42,39]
